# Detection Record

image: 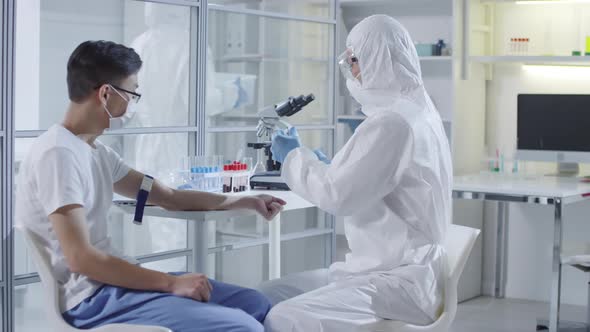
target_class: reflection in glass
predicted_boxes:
[210,0,332,19]
[213,235,329,288]
[100,133,189,182]
[207,11,332,127]
[14,139,37,276]
[141,256,188,274]
[16,0,192,130]
[15,283,46,332]
[127,2,190,129]
[102,133,189,264]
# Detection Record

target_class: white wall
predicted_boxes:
[15,0,40,133]
[482,4,590,306]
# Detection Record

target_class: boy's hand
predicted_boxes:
[239,194,286,220]
[169,273,212,302]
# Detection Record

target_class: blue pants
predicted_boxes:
[63,273,271,332]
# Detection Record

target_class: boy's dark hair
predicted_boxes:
[67,40,142,102]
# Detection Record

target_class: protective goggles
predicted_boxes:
[337,49,360,81]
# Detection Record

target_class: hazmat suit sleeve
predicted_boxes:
[282,113,414,216]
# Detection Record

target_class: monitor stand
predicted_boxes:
[547,162,580,177]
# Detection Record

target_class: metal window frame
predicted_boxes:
[15,126,200,138]
[13,226,334,286]
[206,125,336,134]
[2,0,16,330]
[142,0,200,6]
[327,0,340,267]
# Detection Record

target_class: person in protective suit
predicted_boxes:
[261,14,454,331]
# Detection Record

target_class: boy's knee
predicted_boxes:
[243,288,272,322]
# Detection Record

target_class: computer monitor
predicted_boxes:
[517,94,590,174]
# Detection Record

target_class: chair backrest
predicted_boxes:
[437,224,481,329]
[18,226,78,331]
[445,224,481,287]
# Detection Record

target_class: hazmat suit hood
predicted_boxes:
[346,15,434,116]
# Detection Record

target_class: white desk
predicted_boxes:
[114,190,316,280]
[453,173,590,332]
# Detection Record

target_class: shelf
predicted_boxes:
[338,115,452,124]
[219,54,330,64]
[420,56,453,61]
[219,54,450,64]
[337,115,366,121]
[470,56,590,65]
[340,0,453,16]
[481,0,590,3]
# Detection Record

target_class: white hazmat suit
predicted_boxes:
[126,4,230,271]
[262,15,453,331]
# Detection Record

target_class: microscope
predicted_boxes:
[248,93,315,190]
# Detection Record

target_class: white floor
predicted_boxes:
[451,296,588,332]
[13,295,588,331]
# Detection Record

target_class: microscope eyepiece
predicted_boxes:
[275,93,315,117]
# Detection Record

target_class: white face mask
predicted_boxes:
[102,86,137,130]
[346,78,366,107]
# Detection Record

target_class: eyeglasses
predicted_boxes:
[95,84,142,103]
[110,84,141,103]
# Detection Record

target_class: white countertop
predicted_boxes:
[453,173,590,199]
[113,190,314,221]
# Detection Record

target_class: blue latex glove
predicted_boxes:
[313,149,331,164]
[271,126,301,164]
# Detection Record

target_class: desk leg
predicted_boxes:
[208,220,217,278]
[495,201,509,298]
[586,274,590,327]
[268,213,281,280]
[549,199,563,332]
[193,220,209,275]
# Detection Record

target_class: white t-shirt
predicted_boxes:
[15,124,131,312]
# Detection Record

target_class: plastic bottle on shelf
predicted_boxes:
[435,39,445,56]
